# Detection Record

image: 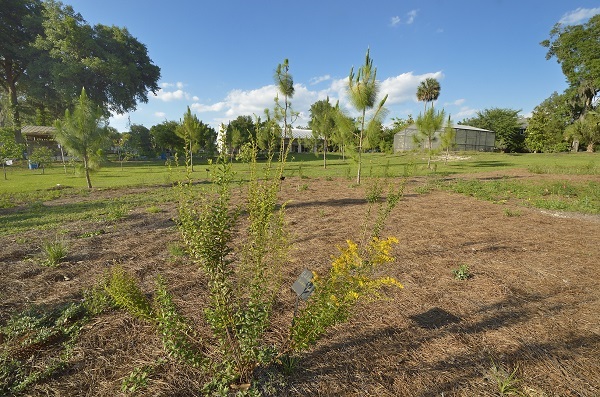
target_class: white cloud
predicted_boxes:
[559,7,600,24]
[309,75,331,85]
[154,112,166,118]
[187,71,445,128]
[380,71,443,105]
[454,106,478,120]
[444,98,465,107]
[406,10,418,24]
[390,10,418,27]
[153,88,191,102]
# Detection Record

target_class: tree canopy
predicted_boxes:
[416,78,441,112]
[525,92,572,153]
[150,120,183,155]
[542,14,600,113]
[0,0,160,142]
[461,108,523,152]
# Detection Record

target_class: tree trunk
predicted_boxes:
[189,140,194,172]
[356,110,366,185]
[83,155,92,189]
[323,138,327,168]
[587,142,595,152]
[3,62,25,144]
[3,163,6,180]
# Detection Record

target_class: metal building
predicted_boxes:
[393,124,496,153]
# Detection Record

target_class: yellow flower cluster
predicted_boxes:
[322,236,403,305]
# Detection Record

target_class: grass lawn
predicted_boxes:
[2,151,599,195]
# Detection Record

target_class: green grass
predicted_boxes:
[1,152,598,233]
[441,178,600,214]
[2,152,598,196]
[0,188,176,237]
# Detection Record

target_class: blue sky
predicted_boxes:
[64,1,600,132]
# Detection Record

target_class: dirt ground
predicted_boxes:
[1,171,599,396]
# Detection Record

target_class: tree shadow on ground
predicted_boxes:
[284,288,599,395]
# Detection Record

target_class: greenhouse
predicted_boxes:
[393,124,496,153]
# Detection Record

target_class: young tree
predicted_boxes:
[332,102,356,160]
[176,108,216,170]
[0,128,25,179]
[309,97,336,168]
[177,107,201,171]
[29,145,54,174]
[273,59,297,158]
[348,48,388,184]
[439,115,456,164]
[54,88,110,189]
[415,107,446,169]
[256,110,281,153]
[416,78,441,112]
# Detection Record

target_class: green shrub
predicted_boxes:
[452,264,472,280]
[41,239,68,267]
[104,266,153,321]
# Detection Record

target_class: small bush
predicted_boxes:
[503,208,522,217]
[104,266,153,321]
[452,264,472,280]
[41,239,68,267]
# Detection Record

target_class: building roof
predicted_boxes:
[22,125,56,134]
[288,128,313,139]
[396,124,493,134]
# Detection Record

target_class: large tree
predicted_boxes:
[0,0,44,141]
[462,108,523,152]
[226,115,255,154]
[0,0,160,142]
[150,120,184,155]
[54,88,110,189]
[416,78,441,112]
[565,110,600,152]
[309,97,336,168]
[542,14,600,114]
[128,124,154,158]
[347,48,388,184]
[525,92,572,153]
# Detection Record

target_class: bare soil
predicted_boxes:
[1,171,599,396]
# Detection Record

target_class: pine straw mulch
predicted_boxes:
[0,171,599,396]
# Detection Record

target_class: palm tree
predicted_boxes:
[416,78,441,112]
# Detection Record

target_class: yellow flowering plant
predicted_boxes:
[290,236,403,352]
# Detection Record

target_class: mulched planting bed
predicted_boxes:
[1,172,598,396]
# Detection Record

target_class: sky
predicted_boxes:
[63,0,600,133]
